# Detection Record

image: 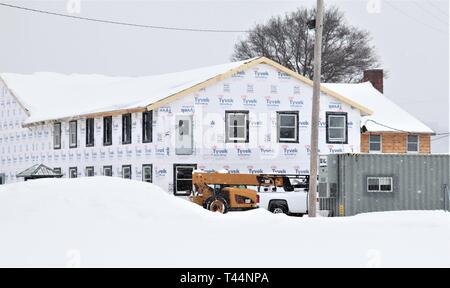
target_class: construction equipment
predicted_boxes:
[190,172,309,214]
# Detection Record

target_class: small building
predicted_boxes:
[16,164,63,181]
[324,70,434,154]
[323,153,450,216]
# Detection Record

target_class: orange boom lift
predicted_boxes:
[190,172,306,213]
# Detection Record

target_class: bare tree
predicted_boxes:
[232,6,379,83]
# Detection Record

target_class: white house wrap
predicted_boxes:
[0,57,371,194]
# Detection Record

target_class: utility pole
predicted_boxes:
[308,0,324,218]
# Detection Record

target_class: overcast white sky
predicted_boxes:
[1,0,449,152]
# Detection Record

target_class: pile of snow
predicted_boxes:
[0,177,449,267]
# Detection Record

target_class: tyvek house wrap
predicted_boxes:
[0,61,362,194]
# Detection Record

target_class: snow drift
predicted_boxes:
[0,177,449,267]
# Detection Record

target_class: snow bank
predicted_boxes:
[0,177,449,267]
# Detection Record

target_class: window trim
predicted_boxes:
[53,122,62,150]
[85,166,94,177]
[122,165,132,179]
[367,176,394,193]
[53,168,62,176]
[103,165,113,177]
[103,116,113,146]
[225,111,249,143]
[277,111,299,143]
[69,167,77,178]
[326,112,348,144]
[86,118,95,147]
[142,164,153,183]
[142,111,153,144]
[69,120,78,148]
[369,134,382,153]
[407,134,420,153]
[173,164,197,196]
[122,113,132,145]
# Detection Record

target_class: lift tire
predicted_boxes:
[206,196,229,214]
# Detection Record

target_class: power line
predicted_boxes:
[0,2,249,33]
[412,0,448,26]
[385,1,447,35]
[427,1,449,17]
[432,134,449,142]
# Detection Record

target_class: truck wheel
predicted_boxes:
[269,203,288,215]
[206,196,229,214]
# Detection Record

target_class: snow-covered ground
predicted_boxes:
[0,177,449,268]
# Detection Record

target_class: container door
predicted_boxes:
[175,115,193,155]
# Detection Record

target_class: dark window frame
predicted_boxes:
[69,167,77,178]
[69,120,78,148]
[142,164,153,183]
[85,166,95,177]
[173,164,197,196]
[103,165,113,177]
[53,122,62,150]
[142,111,153,143]
[86,118,95,147]
[277,111,299,143]
[225,110,250,143]
[122,113,132,145]
[103,116,113,146]
[122,165,132,179]
[53,168,62,176]
[326,112,348,144]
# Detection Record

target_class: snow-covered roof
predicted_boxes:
[1,58,258,125]
[323,82,434,134]
[1,57,372,125]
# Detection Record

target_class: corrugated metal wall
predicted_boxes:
[327,154,450,216]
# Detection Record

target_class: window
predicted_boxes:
[173,164,197,196]
[225,111,249,143]
[142,111,153,143]
[69,167,77,178]
[85,166,94,177]
[122,114,132,144]
[369,135,382,153]
[122,165,132,179]
[277,112,299,143]
[0,173,5,185]
[53,168,62,176]
[103,116,112,146]
[86,118,95,147]
[69,121,77,148]
[367,177,393,193]
[326,112,348,144]
[103,166,112,177]
[407,135,419,153]
[142,164,152,183]
[53,123,61,149]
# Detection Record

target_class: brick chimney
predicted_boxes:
[363,69,383,93]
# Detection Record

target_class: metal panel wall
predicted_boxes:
[327,154,450,216]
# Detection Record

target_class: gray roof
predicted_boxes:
[16,164,62,178]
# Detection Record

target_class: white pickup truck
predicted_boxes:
[258,189,308,216]
[255,175,310,216]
